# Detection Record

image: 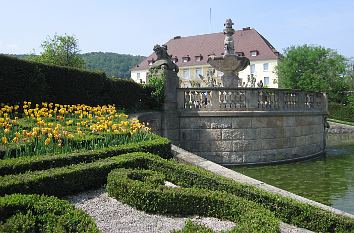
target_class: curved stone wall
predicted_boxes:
[179,112,326,165]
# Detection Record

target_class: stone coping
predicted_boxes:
[172,144,354,220]
[179,111,327,117]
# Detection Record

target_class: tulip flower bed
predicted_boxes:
[0,102,154,159]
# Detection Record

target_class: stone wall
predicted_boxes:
[178,112,325,165]
[134,110,326,165]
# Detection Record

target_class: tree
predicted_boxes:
[276,45,351,103]
[28,34,85,69]
[81,52,145,78]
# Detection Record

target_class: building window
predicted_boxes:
[264,77,269,86]
[172,56,178,63]
[195,54,203,61]
[195,68,202,78]
[148,59,155,66]
[250,50,258,57]
[263,63,269,72]
[250,64,256,74]
[183,69,190,79]
[137,73,140,79]
[182,55,190,63]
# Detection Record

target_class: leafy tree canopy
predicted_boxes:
[81,52,145,78]
[276,45,351,102]
[27,34,85,69]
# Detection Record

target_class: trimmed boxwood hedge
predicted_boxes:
[0,136,171,176]
[106,168,279,232]
[0,152,353,232]
[0,193,100,232]
[0,54,160,110]
[0,158,119,197]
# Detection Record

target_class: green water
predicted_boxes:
[233,133,354,215]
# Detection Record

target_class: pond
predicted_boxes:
[233,133,354,215]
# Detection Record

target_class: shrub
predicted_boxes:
[0,55,156,111]
[1,152,352,232]
[106,168,279,232]
[0,194,100,232]
[329,102,354,122]
[0,136,171,176]
[171,220,214,233]
[0,158,119,196]
[145,74,165,109]
[107,153,354,233]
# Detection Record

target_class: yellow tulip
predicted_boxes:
[44,137,51,145]
[12,137,19,143]
[1,137,8,144]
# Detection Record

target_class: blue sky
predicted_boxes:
[1,0,354,57]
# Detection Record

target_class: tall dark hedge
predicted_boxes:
[0,54,159,111]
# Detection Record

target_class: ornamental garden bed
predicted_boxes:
[1,152,353,232]
[0,102,353,232]
[0,102,158,159]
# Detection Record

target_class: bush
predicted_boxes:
[1,152,352,232]
[106,153,354,233]
[0,194,100,232]
[329,102,354,122]
[171,220,214,233]
[107,168,279,232]
[0,136,171,176]
[145,74,165,109]
[0,55,157,111]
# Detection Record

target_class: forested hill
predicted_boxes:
[81,52,145,78]
[11,52,146,79]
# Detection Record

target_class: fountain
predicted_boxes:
[207,19,250,87]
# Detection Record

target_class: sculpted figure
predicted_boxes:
[151,44,179,73]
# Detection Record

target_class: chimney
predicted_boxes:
[173,36,181,39]
[242,27,251,31]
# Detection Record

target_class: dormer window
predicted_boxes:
[236,52,245,56]
[172,56,178,63]
[148,59,155,66]
[250,50,259,57]
[182,55,190,63]
[195,54,203,61]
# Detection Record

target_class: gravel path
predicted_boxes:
[67,188,312,233]
[67,188,236,233]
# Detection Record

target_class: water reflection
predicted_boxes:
[233,133,354,215]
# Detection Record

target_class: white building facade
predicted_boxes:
[131,28,280,88]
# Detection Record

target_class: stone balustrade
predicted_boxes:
[177,88,328,112]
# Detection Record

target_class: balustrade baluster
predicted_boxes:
[176,88,325,113]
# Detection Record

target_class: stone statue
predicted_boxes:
[207,18,249,87]
[151,44,179,73]
[223,18,235,55]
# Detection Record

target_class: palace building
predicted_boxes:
[131,27,280,88]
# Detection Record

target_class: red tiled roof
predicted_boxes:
[132,28,280,71]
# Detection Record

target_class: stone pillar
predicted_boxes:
[161,69,180,145]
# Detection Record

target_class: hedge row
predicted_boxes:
[171,220,215,233]
[137,154,354,233]
[1,152,353,232]
[0,55,159,110]
[0,194,100,232]
[107,168,279,232]
[0,136,171,176]
[329,103,354,122]
[0,157,119,197]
